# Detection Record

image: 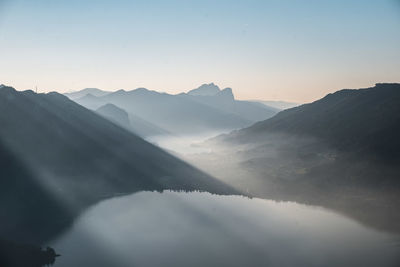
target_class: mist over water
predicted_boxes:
[50,191,400,267]
[147,132,222,156]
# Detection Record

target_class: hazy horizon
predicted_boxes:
[2,82,300,102]
[1,1,400,267]
[4,81,400,104]
[1,0,399,102]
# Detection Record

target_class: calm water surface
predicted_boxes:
[50,191,400,267]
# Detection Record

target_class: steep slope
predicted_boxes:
[0,86,235,244]
[0,141,70,244]
[96,103,130,128]
[196,83,400,233]
[226,83,400,159]
[96,103,169,137]
[127,113,170,137]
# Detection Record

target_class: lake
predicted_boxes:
[50,191,400,267]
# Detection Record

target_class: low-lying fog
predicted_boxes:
[147,132,400,235]
[147,132,222,156]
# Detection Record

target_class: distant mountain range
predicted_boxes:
[64,88,111,100]
[0,85,235,244]
[184,83,279,122]
[66,83,278,136]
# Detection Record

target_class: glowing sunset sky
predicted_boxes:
[0,0,399,102]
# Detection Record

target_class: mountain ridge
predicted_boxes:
[64,88,111,100]
[70,83,278,135]
[193,83,400,233]
[0,85,237,244]
[223,83,400,159]
[187,83,221,96]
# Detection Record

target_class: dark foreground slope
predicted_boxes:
[0,85,236,245]
[198,83,400,233]
[228,83,400,160]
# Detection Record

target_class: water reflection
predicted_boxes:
[51,191,400,267]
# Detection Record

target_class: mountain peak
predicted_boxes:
[188,83,221,96]
[97,103,126,113]
[0,85,17,95]
[83,87,102,92]
[64,88,110,100]
[133,87,150,93]
[96,103,131,130]
[83,93,98,98]
[218,87,234,100]
[69,88,102,94]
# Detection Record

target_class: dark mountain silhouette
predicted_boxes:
[71,83,278,135]
[225,83,400,159]
[0,142,63,266]
[0,85,236,245]
[198,83,400,233]
[0,140,70,244]
[65,88,110,100]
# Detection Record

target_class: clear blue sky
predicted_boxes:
[0,0,399,102]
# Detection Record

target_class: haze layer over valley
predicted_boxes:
[185,83,400,233]
[65,82,400,233]
[2,0,400,266]
[1,82,400,267]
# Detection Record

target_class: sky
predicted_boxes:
[0,0,399,102]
